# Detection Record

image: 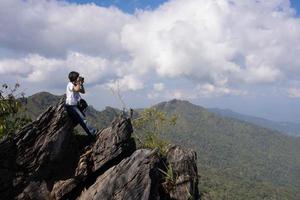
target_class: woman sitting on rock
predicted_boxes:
[65,71,98,137]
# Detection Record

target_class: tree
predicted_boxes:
[0,83,31,139]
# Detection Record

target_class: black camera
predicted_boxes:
[78,76,84,82]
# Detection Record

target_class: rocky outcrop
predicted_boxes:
[164,145,200,200]
[78,149,163,200]
[50,114,136,200]
[0,98,77,200]
[0,98,200,200]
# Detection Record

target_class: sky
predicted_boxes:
[65,0,167,13]
[1,0,300,122]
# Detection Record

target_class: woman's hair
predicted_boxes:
[68,71,79,82]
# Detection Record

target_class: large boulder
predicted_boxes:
[78,149,163,200]
[164,145,200,200]
[0,98,77,199]
[91,115,136,172]
[51,115,136,199]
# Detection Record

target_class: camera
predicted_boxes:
[78,76,84,82]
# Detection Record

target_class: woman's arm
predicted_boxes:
[73,83,81,92]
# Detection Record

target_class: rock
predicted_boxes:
[91,115,136,171]
[0,137,17,199]
[17,181,49,200]
[51,178,79,200]
[78,149,163,200]
[164,145,200,200]
[14,99,74,167]
[0,98,78,199]
[50,114,136,199]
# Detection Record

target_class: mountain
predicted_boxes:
[153,99,300,199]
[21,92,300,199]
[209,108,300,136]
[23,91,62,118]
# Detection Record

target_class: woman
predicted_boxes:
[65,71,97,136]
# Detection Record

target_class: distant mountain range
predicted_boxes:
[209,108,300,136]
[22,92,300,199]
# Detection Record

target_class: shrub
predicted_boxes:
[132,108,177,155]
[0,83,31,139]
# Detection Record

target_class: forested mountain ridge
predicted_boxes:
[153,99,300,199]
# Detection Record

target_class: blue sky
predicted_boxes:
[1,0,300,123]
[67,0,300,15]
[291,0,300,15]
[65,0,167,13]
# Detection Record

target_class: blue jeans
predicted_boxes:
[65,104,97,136]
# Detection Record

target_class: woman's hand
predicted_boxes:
[72,76,85,93]
[76,77,83,85]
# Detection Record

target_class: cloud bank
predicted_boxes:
[0,0,300,100]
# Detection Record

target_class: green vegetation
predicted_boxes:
[140,134,169,155]
[158,163,177,192]
[154,99,300,200]
[0,83,31,139]
[132,108,177,155]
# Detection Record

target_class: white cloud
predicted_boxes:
[196,83,247,98]
[241,64,282,84]
[0,0,300,99]
[147,82,165,99]
[288,88,300,98]
[0,59,33,76]
[106,75,144,92]
[148,82,246,100]
[121,0,300,90]
[172,90,184,99]
[0,52,122,88]
[0,0,132,58]
[153,83,165,91]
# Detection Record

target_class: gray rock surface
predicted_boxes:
[51,114,136,199]
[165,145,200,200]
[91,115,136,172]
[1,98,76,199]
[78,149,162,200]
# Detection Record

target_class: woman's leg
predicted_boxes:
[65,105,97,136]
